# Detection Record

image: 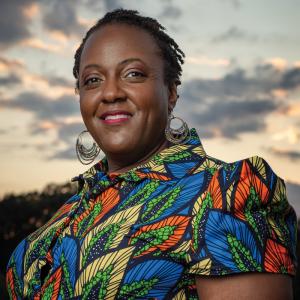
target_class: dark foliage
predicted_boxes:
[0,182,77,299]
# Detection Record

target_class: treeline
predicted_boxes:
[0,183,299,299]
[0,182,77,299]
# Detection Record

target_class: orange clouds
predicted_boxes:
[0,57,24,72]
[23,3,40,18]
[20,38,62,53]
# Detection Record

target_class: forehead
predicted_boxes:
[80,23,162,68]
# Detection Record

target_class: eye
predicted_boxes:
[83,76,102,88]
[125,71,145,78]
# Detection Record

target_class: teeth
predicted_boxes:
[105,114,130,120]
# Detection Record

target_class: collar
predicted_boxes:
[72,128,207,194]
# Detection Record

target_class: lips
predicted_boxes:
[100,110,132,124]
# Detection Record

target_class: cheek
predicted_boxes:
[79,99,94,130]
[140,85,169,113]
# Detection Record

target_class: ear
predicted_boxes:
[167,82,178,112]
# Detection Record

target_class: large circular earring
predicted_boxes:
[165,113,190,144]
[76,130,101,165]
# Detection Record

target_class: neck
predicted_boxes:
[106,137,170,174]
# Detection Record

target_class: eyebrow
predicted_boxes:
[82,58,146,74]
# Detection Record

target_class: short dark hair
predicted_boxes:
[73,8,185,89]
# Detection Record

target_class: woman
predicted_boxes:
[6,9,297,299]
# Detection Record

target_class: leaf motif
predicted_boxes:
[136,170,171,181]
[204,210,262,272]
[192,156,218,174]
[129,215,190,257]
[92,187,121,225]
[206,169,223,209]
[226,183,234,211]
[270,177,288,211]
[234,160,270,220]
[119,180,160,210]
[244,186,265,247]
[167,161,199,178]
[72,187,120,236]
[119,259,183,299]
[24,227,57,273]
[23,259,40,296]
[6,267,18,300]
[81,265,113,300]
[142,186,182,222]
[40,267,62,300]
[80,204,142,269]
[189,257,212,275]
[172,289,186,300]
[142,173,205,223]
[227,233,262,272]
[192,191,212,251]
[60,254,74,298]
[264,239,294,274]
[75,247,134,299]
[249,155,267,180]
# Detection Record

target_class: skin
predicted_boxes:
[196,273,293,300]
[78,24,177,173]
[78,23,293,299]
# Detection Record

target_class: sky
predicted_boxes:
[0,0,299,214]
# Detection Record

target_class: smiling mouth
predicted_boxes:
[100,112,132,124]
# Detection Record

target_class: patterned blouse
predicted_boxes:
[6,129,297,299]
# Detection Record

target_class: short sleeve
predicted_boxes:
[187,155,297,277]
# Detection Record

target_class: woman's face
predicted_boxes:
[79,24,177,161]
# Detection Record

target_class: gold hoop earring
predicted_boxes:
[76,130,101,165]
[165,113,190,144]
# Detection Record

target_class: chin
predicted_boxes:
[100,138,137,155]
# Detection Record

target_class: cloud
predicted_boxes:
[285,182,300,217]
[0,92,80,121]
[183,64,300,104]
[186,56,230,67]
[0,56,24,87]
[56,122,85,143]
[0,74,22,86]
[0,57,24,72]
[179,63,300,139]
[20,38,62,53]
[47,76,74,88]
[268,147,300,161]
[0,0,35,49]
[186,98,279,139]
[102,0,123,11]
[220,0,242,9]
[271,125,300,144]
[50,146,77,160]
[212,26,258,43]
[42,0,86,37]
[47,122,85,160]
[160,5,182,19]
[280,103,300,117]
[265,57,288,71]
[280,67,300,89]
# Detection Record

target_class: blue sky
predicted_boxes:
[0,0,299,214]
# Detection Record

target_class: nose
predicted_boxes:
[101,77,126,103]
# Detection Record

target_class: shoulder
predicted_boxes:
[206,155,288,209]
[188,155,297,277]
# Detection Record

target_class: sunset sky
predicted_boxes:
[0,0,299,214]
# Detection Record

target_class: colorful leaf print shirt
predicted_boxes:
[7,129,297,299]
